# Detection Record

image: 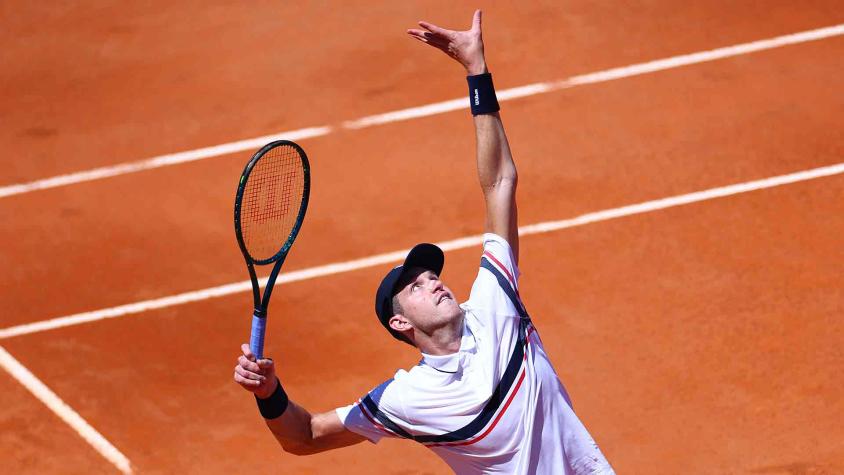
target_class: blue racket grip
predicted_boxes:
[250,311,267,360]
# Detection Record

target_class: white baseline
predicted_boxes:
[1,161,841,340]
[0,23,842,199]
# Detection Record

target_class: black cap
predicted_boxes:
[375,243,444,343]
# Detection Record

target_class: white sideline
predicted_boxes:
[0,345,133,474]
[1,161,841,341]
[1,24,842,199]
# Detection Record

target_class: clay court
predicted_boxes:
[1,2,842,473]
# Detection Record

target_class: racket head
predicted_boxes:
[234,140,311,266]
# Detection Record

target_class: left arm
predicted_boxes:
[474,111,518,263]
[407,10,519,262]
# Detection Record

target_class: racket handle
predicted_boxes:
[250,311,267,360]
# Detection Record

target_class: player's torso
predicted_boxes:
[402,312,563,469]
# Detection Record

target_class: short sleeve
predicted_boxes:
[334,378,408,444]
[462,233,524,330]
[335,403,388,444]
[480,233,520,288]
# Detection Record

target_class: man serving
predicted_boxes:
[234,10,614,474]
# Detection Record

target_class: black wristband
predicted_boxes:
[467,73,500,116]
[255,377,289,419]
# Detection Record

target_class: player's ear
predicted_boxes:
[389,314,413,333]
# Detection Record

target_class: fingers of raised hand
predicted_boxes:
[407,30,451,54]
[406,29,426,41]
[408,29,448,44]
[418,21,454,39]
[471,10,482,32]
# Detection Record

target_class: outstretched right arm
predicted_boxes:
[234,344,366,455]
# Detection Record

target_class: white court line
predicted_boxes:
[2,161,841,340]
[0,126,332,199]
[1,23,842,199]
[0,345,133,474]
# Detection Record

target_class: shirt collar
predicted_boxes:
[420,319,476,374]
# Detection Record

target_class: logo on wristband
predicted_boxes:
[467,73,500,116]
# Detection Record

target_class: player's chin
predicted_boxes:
[439,298,461,315]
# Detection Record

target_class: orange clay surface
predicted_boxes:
[1,2,843,474]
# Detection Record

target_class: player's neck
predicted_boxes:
[416,311,465,356]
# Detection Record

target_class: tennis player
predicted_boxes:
[234,10,614,474]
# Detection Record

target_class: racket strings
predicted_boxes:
[241,145,305,262]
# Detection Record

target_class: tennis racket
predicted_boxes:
[234,140,310,360]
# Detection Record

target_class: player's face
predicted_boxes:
[395,267,462,332]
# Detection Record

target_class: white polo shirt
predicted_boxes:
[337,234,613,474]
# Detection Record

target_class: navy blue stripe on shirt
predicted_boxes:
[361,257,530,444]
[361,395,413,439]
[480,257,530,321]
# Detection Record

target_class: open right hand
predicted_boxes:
[234,343,278,399]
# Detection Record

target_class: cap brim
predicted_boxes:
[402,243,444,276]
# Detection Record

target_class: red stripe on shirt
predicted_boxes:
[357,399,397,437]
[429,368,527,448]
[483,250,518,293]
[427,326,536,448]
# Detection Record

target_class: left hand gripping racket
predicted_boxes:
[234,140,310,360]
